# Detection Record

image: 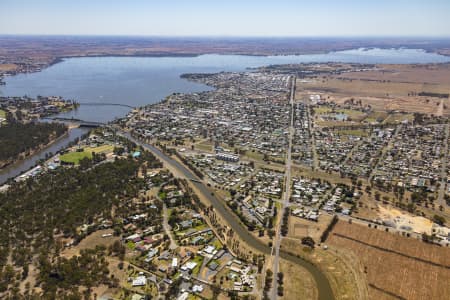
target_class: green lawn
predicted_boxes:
[314,107,366,120]
[126,240,136,250]
[363,111,388,123]
[313,107,332,114]
[60,151,92,164]
[60,144,114,165]
[0,109,6,118]
[193,223,208,231]
[191,256,204,276]
[211,238,222,249]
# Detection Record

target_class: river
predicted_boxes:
[123,131,335,300]
[1,48,449,183]
[0,127,88,184]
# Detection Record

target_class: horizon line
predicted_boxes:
[1,33,450,39]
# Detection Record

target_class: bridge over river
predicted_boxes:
[42,117,105,128]
[77,102,135,109]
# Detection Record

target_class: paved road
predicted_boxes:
[438,122,449,207]
[271,76,295,300]
[120,130,335,300]
[162,202,178,250]
[369,124,402,182]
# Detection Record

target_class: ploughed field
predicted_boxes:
[328,220,450,300]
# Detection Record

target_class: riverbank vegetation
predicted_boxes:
[0,122,67,168]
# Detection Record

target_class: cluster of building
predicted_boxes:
[141,182,258,298]
[0,95,77,122]
[315,129,360,172]
[373,124,447,192]
[341,128,394,178]
[128,72,292,161]
[292,102,313,166]
[290,177,333,221]
[184,152,253,188]
[321,186,354,215]
[315,127,394,178]
[290,176,356,222]
[229,169,284,228]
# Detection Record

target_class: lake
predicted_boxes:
[1,48,449,123]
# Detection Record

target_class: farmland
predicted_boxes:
[327,220,450,300]
[297,63,450,116]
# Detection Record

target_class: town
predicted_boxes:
[0,95,78,124]
[119,64,450,300]
[1,60,450,300]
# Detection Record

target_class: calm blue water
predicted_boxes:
[1,48,449,123]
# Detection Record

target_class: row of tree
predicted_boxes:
[0,122,67,165]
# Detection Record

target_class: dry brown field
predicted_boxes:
[288,213,334,242]
[297,64,450,116]
[328,220,450,300]
[279,258,318,300]
[0,63,17,72]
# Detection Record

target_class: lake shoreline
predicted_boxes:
[4,46,450,88]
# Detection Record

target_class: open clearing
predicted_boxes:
[60,144,114,164]
[288,213,334,242]
[298,63,450,116]
[61,229,119,258]
[328,220,450,300]
[0,63,17,72]
[279,258,318,300]
[281,238,367,300]
[60,151,92,164]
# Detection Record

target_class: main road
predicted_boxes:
[437,122,449,207]
[118,129,334,300]
[270,75,295,299]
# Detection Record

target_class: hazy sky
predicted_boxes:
[1,0,449,37]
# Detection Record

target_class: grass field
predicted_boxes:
[281,238,367,300]
[288,213,334,242]
[0,109,6,118]
[191,255,204,276]
[195,141,214,152]
[328,220,450,300]
[60,151,92,164]
[363,111,388,123]
[313,106,333,114]
[60,144,114,164]
[279,258,318,300]
[314,107,366,119]
[87,144,115,153]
